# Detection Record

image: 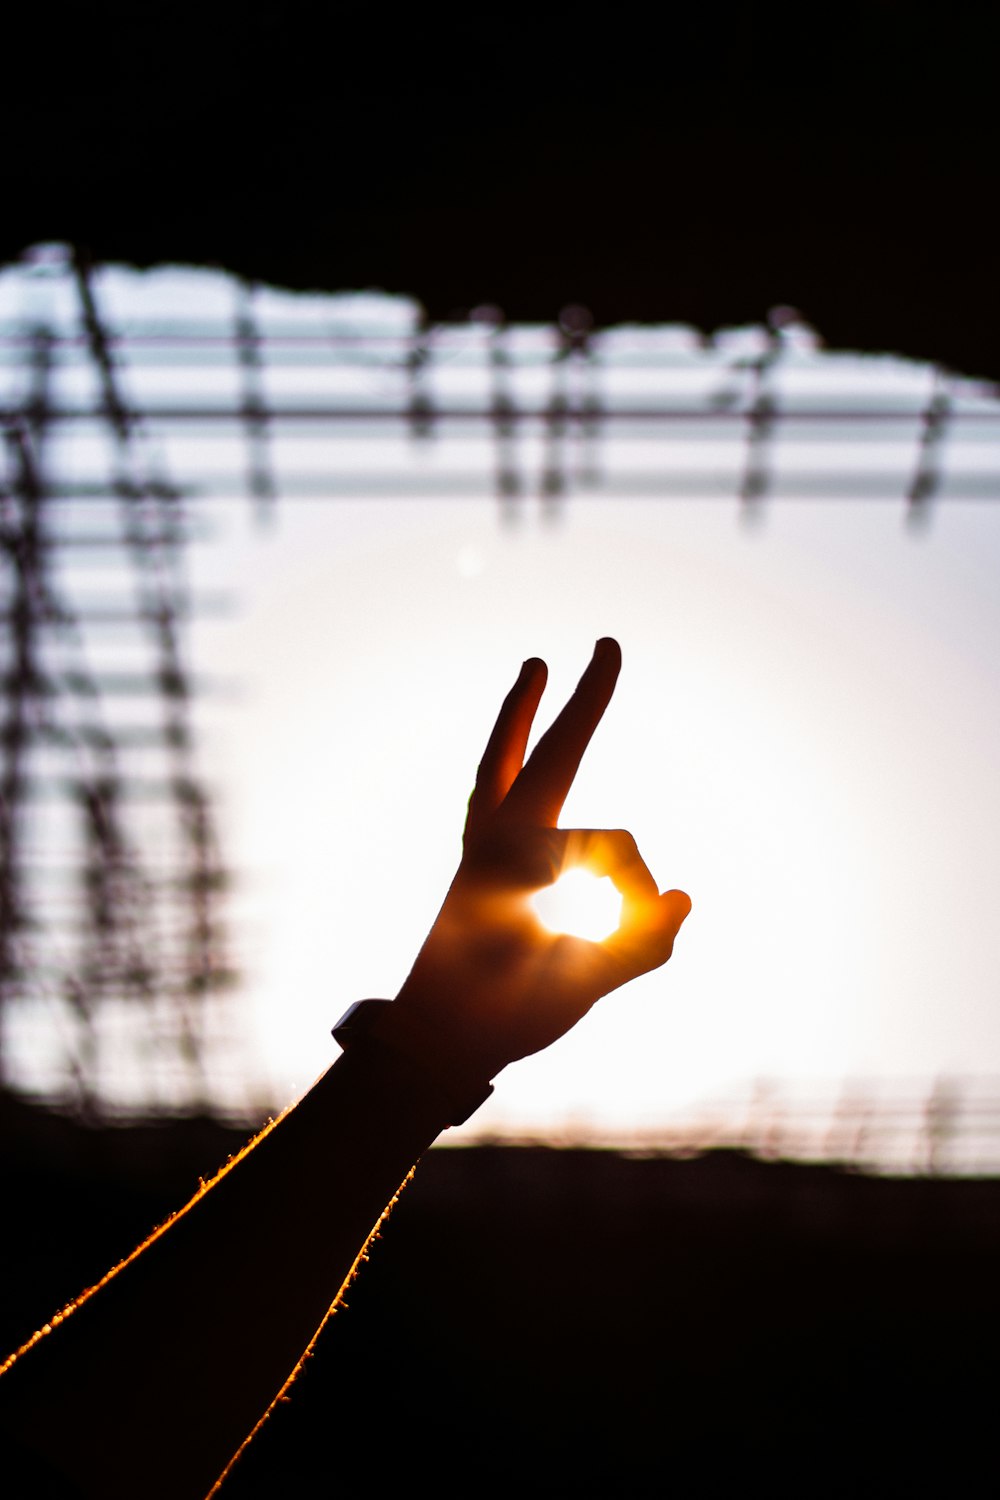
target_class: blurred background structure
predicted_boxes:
[0,248,237,1117]
[2,244,999,1172]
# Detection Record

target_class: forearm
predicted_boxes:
[0,1041,455,1500]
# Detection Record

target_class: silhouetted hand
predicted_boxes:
[391,638,691,1083]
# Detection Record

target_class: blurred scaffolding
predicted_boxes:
[0,249,239,1118]
[1,243,999,1136]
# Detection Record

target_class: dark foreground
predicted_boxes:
[3,1098,998,1497]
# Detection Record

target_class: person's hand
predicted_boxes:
[390,638,691,1085]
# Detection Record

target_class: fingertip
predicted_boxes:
[518,656,548,690]
[664,888,692,926]
[508,657,548,708]
[576,637,620,696]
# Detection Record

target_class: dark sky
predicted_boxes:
[6,3,998,378]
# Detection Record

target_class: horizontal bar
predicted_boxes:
[8,475,995,504]
[0,671,217,696]
[0,595,235,624]
[5,403,998,424]
[0,724,202,749]
[6,776,225,800]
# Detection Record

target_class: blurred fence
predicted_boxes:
[1,242,999,1122]
[3,246,999,519]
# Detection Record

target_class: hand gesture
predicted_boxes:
[392,639,691,1085]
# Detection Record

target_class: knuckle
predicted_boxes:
[610,828,640,861]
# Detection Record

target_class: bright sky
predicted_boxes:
[3,247,1000,1149]
[192,489,1000,1139]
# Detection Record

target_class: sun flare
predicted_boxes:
[531,869,623,943]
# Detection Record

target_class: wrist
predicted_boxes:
[332,998,494,1127]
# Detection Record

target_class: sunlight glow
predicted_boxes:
[532,870,623,943]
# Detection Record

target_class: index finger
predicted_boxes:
[501,638,621,826]
[464,656,548,842]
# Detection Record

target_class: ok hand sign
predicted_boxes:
[392,639,691,1086]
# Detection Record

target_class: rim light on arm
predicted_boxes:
[531,868,623,943]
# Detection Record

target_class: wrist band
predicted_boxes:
[332,999,494,1128]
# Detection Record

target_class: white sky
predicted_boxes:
[3,246,1000,1154]
[194,489,1000,1141]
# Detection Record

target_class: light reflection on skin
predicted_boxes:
[532,868,624,944]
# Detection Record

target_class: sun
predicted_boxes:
[531,868,623,943]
